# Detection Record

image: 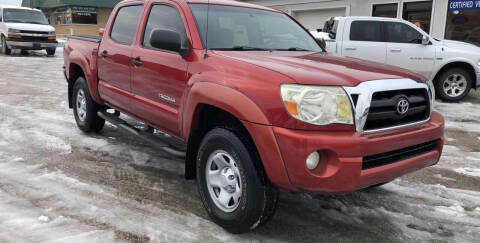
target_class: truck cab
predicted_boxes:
[320,16,480,102]
[0,6,58,56]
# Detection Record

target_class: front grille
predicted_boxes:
[20,30,49,35]
[362,140,439,170]
[19,36,49,41]
[364,89,430,131]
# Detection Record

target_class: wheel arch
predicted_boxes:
[433,61,477,89]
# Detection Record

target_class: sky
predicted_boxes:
[0,0,22,6]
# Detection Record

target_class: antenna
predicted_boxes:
[204,0,211,59]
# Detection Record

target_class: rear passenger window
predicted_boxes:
[143,4,187,50]
[350,21,383,42]
[385,22,423,44]
[110,5,143,45]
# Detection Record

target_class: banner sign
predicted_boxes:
[449,0,480,10]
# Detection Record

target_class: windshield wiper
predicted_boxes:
[5,20,24,23]
[213,46,270,51]
[275,47,313,51]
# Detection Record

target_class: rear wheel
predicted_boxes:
[1,36,11,55]
[435,68,472,102]
[196,128,278,233]
[72,77,105,133]
[46,48,56,56]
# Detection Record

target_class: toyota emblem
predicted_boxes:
[396,98,409,115]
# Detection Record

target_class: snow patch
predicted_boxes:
[434,205,466,217]
[433,174,456,181]
[454,168,480,177]
[38,215,50,223]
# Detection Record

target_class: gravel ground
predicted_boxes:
[0,48,479,243]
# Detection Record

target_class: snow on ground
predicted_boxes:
[0,49,479,242]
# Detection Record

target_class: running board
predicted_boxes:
[97,111,186,158]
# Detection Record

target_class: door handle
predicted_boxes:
[390,48,402,52]
[131,58,143,66]
[345,47,357,51]
[100,50,109,57]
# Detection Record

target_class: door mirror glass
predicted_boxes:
[150,28,188,56]
[422,35,430,45]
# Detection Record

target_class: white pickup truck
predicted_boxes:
[316,16,480,101]
[0,6,57,56]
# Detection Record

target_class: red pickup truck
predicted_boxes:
[64,0,444,233]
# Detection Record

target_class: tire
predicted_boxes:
[72,77,105,133]
[46,48,56,56]
[435,68,472,102]
[1,36,11,55]
[196,128,278,234]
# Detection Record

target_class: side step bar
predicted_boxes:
[97,111,186,158]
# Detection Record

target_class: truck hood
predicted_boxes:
[215,51,425,87]
[439,39,480,52]
[4,23,55,32]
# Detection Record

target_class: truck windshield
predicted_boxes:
[189,4,322,52]
[3,9,49,25]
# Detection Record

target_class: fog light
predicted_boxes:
[306,151,320,171]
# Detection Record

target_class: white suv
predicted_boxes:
[0,6,58,56]
[317,16,480,102]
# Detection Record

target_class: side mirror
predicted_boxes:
[421,35,430,45]
[150,28,189,56]
[99,28,105,37]
[316,37,326,50]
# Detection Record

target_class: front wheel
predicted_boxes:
[1,36,11,55]
[196,128,278,234]
[72,77,105,133]
[435,68,472,102]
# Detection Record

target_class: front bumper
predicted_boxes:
[268,111,444,194]
[6,39,58,50]
[476,72,480,88]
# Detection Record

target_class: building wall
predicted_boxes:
[241,0,448,39]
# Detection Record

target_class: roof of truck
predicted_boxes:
[0,5,41,11]
[185,0,278,12]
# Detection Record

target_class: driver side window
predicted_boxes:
[385,22,423,44]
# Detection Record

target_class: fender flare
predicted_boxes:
[182,81,271,137]
[67,50,102,104]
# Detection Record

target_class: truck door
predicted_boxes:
[341,20,387,63]
[384,21,435,79]
[130,2,189,136]
[97,4,143,112]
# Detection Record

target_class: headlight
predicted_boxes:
[48,31,56,36]
[280,84,354,126]
[8,28,21,33]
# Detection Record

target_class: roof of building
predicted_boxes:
[22,0,124,8]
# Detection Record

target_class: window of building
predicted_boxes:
[385,21,423,44]
[372,3,398,18]
[350,20,383,42]
[49,6,98,25]
[110,5,143,45]
[445,1,480,46]
[143,4,187,50]
[402,1,432,33]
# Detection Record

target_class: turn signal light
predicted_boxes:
[7,34,21,39]
[48,36,56,40]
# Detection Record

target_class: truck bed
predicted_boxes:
[68,35,102,43]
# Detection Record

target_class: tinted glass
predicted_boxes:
[143,5,187,50]
[402,1,432,33]
[189,4,322,52]
[110,5,143,45]
[350,21,382,42]
[445,8,480,46]
[323,19,339,39]
[385,22,423,44]
[3,9,48,25]
[372,3,398,18]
